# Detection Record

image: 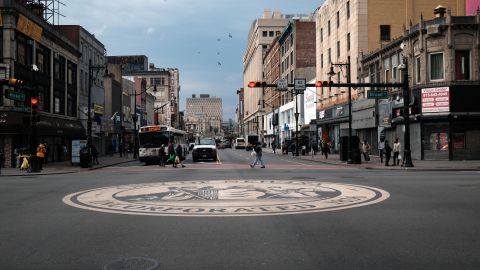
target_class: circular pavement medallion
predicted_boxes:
[63,180,390,217]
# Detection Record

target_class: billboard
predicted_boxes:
[422,87,450,113]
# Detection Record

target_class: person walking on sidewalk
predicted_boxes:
[250,142,265,168]
[92,145,99,165]
[322,140,330,159]
[362,140,371,161]
[167,142,176,167]
[272,138,277,154]
[393,138,401,166]
[384,140,392,166]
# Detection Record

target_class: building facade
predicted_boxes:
[314,0,466,154]
[243,10,290,138]
[0,1,84,168]
[185,94,223,136]
[360,8,480,160]
[56,25,107,154]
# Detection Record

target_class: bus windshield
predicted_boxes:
[139,132,170,148]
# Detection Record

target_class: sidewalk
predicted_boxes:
[270,150,480,171]
[0,155,137,177]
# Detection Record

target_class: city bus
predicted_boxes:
[138,125,188,165]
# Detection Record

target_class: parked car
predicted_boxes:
[224,140,232,148]
[217,142,226,149]
[192,138,217,162]
[235,138,246,149]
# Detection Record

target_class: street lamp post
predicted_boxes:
[87,59,109,167]
[328,57,360,164]
[131,82,157,159]
[400,56,414,167]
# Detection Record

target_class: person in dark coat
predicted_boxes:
[175,144,185,168]
[250,142,265,168]
[167,142,176,167]
[384,140,392,166]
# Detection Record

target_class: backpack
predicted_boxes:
[254,145,261,153]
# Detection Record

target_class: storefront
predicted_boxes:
[0,112,84,167]
[352,99,378,150]
[419,85,480,160]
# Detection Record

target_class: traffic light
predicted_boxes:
[315,81,334,87]
[8,78,24,88]
[248,81,267,88]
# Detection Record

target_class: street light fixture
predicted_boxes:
[131,81,157,159]
[329,57,360,164]
[399,42,414,167]
[87,59,110,167]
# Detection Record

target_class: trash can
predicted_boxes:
[80,147,91,168]
[28,156,42,172]
[340,136,362,164]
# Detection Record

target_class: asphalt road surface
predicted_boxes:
[1,148,479,270]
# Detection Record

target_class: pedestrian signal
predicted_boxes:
[31,97,39,105]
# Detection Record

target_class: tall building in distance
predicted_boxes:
[243,10,291,137]
[185,94,223,136]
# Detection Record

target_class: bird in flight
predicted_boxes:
[217,61,222,66]
[228,33,233,38]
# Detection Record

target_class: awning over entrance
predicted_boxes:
[0,111,84,138]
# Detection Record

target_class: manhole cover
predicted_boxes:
[103,257,159,270]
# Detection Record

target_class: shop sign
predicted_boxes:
[422,87,450,113]
[17,15,43,42]
[71,140,87,164]
[6,90,25,101]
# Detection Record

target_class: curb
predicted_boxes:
[0,159,139,177]
[87,159,138,170]
[294,156,480,172]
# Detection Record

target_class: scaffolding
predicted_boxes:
[23,0,66,25]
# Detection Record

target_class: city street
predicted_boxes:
[1,149,479,270]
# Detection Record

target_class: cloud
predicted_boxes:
[145,27,155,35]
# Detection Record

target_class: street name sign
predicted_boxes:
[367,90,388,99]
[294,78,306,94]
[6,90,25,101]
[277,79,288,91]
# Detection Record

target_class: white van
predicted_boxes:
[235,138,246,149]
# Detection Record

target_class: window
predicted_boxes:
[455,50,470,80]
[380,25,391,41]
[290,70,294,83]
[328,48,331,63]
[262,31,267,37]
[328,21,331,36]
[290,51,293,66]
[347,1,350,18]
[337,11,340,28]
[337,41,340,57]
[347,33,350,50]
[415,57,421,83]
[429,52,444,81]
[321,28,323,42]
[321,54,323,68]
[269,31,274,37]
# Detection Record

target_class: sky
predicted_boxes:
[60,0,321,120]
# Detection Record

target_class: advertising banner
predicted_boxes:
[422,87,450,113]
[71,140,87,164]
